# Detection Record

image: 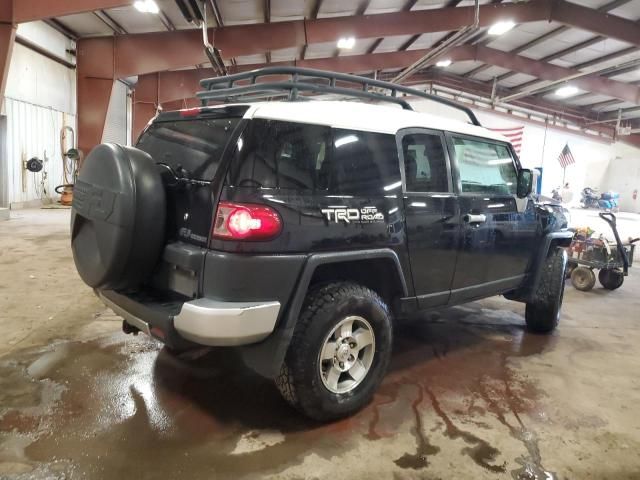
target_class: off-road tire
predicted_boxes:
[571,266,596,291]
[525,248,567,333]
[275,282,393,421]
[598,268,624,290]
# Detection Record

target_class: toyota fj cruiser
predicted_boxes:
[71,68,572,421]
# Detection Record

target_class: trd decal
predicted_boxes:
[321,206,384,224]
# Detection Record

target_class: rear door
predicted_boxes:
[136,107,247,247]
[399,128,459,308]
[446,133,537,303]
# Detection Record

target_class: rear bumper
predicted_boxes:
[173,298,280,346]
[97,290,280,347]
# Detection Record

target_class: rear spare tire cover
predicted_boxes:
[71,143,166,290]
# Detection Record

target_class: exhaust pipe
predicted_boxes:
[122,320,140,336]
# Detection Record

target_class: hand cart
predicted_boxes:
[567,213,638,291]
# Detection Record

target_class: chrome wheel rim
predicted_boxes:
[318,316,375,394]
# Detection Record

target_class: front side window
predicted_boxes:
[402,133,449,192]
[452,136,518,195]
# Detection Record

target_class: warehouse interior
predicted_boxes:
[1,0,640,478]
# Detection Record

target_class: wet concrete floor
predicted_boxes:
[1,209,640,479]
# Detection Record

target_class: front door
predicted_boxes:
[446,133,538,304]
[399,128,460,309]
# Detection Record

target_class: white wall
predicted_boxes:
[0,23,76,208]
[602,142,640,213]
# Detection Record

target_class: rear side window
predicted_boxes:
[227,119,329,190]
[452,136,518,195]
[402,133,449,192]
[227,119,401,196]
[137,118,241,180]
[332,129,400,196]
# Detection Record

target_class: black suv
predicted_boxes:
[71,68,572,420]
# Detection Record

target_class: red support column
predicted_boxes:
[76,37,115,156]
[0,1,16,105]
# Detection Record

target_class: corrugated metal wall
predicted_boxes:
[4,97,76,207]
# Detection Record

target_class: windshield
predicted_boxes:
[137,117,242,180]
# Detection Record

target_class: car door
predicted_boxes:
[446,132,538,304]
[398,128,460,309]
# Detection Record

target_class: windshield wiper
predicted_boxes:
[157,163,211,187]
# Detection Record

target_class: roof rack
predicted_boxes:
[197,67,481,127]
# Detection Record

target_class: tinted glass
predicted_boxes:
[227,119,330,190]
[452,136,518,195]
[402,133,449,192]
[228,119,401,196]
[332,129,401,196]
[137,118,241,180]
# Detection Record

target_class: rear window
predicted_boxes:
[227,119,401,196]
[137,117,241,180]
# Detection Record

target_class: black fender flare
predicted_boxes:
[238,249,408,379]
[506,231,573,303]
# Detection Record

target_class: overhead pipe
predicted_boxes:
[390,0,480,85]
[201,0,227,76]
[499,57,640,103]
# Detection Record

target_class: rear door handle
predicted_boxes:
[464,214,487,223]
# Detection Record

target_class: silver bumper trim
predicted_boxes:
[97,291,151,336]
[174,298,280,347]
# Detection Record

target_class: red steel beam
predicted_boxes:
[79,0,640,152]
[126,41,640,141]
[77,37,115,155]
[0,2,16,104]
[77,0,640,80]
[13,0,132,23]
[474,46,640,105]
[552,0,640,47]
[78,1,549,79]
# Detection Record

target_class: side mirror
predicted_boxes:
[517,169,533,198]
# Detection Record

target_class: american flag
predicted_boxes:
[463,145,501,164]
[489,126,524,155]
[557,143,576,168]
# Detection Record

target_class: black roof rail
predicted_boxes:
[197,67,482,127]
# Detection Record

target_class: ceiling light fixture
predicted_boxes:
[337,37,356,49]
[436,59,452,68]
[556,85,579,97]
[134,0,160,14]
[488,20,515,36]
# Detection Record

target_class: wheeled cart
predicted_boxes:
[567,213,637,291]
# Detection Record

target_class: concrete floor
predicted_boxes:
[1,209,640,480]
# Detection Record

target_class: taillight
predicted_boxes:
[213,202,282,240]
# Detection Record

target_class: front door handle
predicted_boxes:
[464,214,487,223]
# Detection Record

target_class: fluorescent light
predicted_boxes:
[337,37,356,49]
[388,207,399,214]
[134,0,159,14]
[556,85,579,97]
[334,134,358,148]
[488,20,515,36]
[410,202,427,208]
[383,180,402,191]
[487,158,512,165]
[436,59,452,68]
